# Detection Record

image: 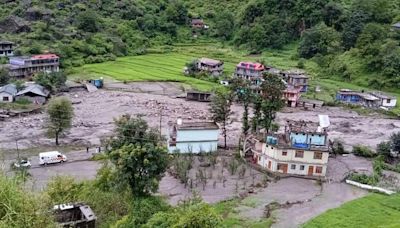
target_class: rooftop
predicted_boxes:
[267,134,329,151]
[0,84,17,95]
[286,120,323,134]
[16,84,49,97]
[191,19,204,24]
[198,57,222,66]
[236,62,265,71]
[10,53,59,61]
[0,41,13,45]
[177,122,219,130]
[392,22,400,29]
[338,89,380,101]
[369,91,396,100]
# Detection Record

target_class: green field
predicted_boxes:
[70,43,304,91]
[303,194,400,228]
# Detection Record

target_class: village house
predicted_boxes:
[0,84,17,103]
[16,83,50,104]
[280,69,309,92]
[0,41,14,57]
[252,120,330,177]
[392,22,400,30]
[370,92,397,109]
[191,19,205,29]
[168,120,219,153]
[234,62,265,86]
[196,58,224,76]
[53,203,96,228]
[336,89,381,108]
[5,53,59,78]
[283,86,302,107]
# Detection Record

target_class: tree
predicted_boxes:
[165,0,188,25]
[214,11,235,40]
[109,143,168,197]
[105,115,168,197]
[251,95,262,133]
[322,2,343,27]
[107,115,161,150]
[299,23,341,58]
[260,73,286,134]
[390,132,400,152]
[0,68,9,86]
[209,89,233,148]
[45,97,74,145]
[230,78,252,135]
[377,141,391,162]
[76,10,100,32]
[144,197,222,227]
[34,71,67,92]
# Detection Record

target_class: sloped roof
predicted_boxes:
[392,22,400,29]
[16,84,49,97]
[0,84,17,95]
[198,57,222,66]
[237,62,265,71]
[0,41,13,45]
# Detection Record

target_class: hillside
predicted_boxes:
[0,0,399,92]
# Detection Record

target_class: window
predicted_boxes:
[295,150,304,158]
[316,166,323,174]
[3,97,9,101]
[387,99,391,104]
[282,151,287,156]
[291,164,296,170]
[300,165,305,170]
[314,152,323,160]
[0,51,3,54]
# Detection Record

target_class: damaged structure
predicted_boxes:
[186,91,212,102]
[168,119,219,153]
[53,203,96,228]
[0,41,14,57]
[247,120,330,177]
[336,89,397,109]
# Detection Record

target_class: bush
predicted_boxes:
[348,172,379,185]
[352,145,375,158]
[332,140,346,154]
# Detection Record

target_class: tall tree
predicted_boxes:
[209,89,233,148]
[0,68,9,86]
[34,71,67,93]
[260,73,286,134]
[45,97,74,145]
[106,115,168,197]
[230,78,252,135]
[251,95,262,133]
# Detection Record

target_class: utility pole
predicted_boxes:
[158,102,162,138]
[15,139,19,160]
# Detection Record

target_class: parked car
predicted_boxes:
[13,158,31,168]
[39,151,67,165]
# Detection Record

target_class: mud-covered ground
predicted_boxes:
[1,83,399,151]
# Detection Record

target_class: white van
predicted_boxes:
[39,151,67,165]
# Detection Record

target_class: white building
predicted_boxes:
[168,121,219,153]
[0,84,17,103]
[252,121,329,177]
[370,92,397,109]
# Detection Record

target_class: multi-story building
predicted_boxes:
[283,86,302,107]
[0,41,14,57]
[6,54,60,78]
[234,62,265,86]
[281,69,309,92]
[252,121,329,177]
[196,58,224,76]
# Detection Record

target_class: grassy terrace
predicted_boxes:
[303,194,400,228]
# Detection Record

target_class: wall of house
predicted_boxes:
[169,141,218,153]
[262,144,329,165]
[16,96,46,105]
[177,129,219,142]
[381,98,397,107]
[289,132,326,145]
[0,92,13,103]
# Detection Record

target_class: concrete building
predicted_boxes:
[191,19,205,29]
[0,41,14,57]
[283,86,302,107]
[168,121,219,153]
[6,54,59,78]
[16,83,49,104]
[252,121,329,177]
[196,58,224,76]
[234,62,265,86]
[0,84,17,103]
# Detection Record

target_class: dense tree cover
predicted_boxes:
[0,68,9,86]
[45,97,74,145]
[104,115,169,197]
[210,89,233,148]
[34,71,67,92]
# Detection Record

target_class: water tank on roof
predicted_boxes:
[266,136,278,145]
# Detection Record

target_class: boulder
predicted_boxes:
[24,7,53,21]
[0,16,30,33]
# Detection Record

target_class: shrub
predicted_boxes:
[352,145,375,158]
[348,173,379,185]
[332,140,346,154]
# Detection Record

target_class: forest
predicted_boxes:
[0,0,399,90]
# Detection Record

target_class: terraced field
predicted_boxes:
[71,43,260,91]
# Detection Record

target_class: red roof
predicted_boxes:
[236,62,265,71]
[32,54,59,60]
